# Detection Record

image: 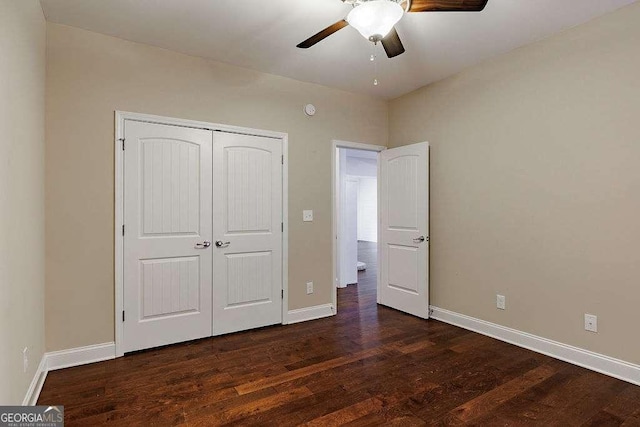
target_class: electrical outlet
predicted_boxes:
[306,282,314,295]
[496,294,506,310]
[585,314,598,333]
[23,347,28,373]
[303,210,313,222]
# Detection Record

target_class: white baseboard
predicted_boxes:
[24,342,116,405]
[287,303,335,324]
[22,355,48,406]
[430,306,640,387]
[46,342,116,371]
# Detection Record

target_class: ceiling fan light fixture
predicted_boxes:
[347,0,404,42]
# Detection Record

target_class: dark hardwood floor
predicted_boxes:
[39,241,640,425]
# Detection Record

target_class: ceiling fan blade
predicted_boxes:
[381,28,405,58]
[297,20,349,49]
[408,0,488,12]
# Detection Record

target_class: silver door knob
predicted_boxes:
[195,240,211,249]
[215,241,231,248]
[413,236,427,243]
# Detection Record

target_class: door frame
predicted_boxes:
[331,140,386,314]
[115,111,289,358]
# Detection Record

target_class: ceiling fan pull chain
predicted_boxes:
[371,46,379,86]
[374,53,379,86]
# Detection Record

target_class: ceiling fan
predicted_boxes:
[297,0,488,58]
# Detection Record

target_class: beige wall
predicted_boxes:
[45,23,388,351]
[0,1,46,404]
[389,3,640,364]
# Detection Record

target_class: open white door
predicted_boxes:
[212,132,283,335]
[339,177,359,286]
[123,121,213,352]
[378,142,429,318]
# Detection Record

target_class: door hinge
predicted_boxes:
[281,289,284,299]
[281,155,284,165]
[122,224,125,236]
[122,311,125,322]
[119,138,125,150]
[281,222,284,232]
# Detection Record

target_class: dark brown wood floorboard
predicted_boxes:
[38,241,640,425]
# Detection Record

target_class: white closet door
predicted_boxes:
[378,142,429,318]
[123,121,213,352]
[212,132,283,335]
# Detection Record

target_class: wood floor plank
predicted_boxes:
[265,386,373,426]
[303,397,385,426]
[582,410,624,426]
[620,410,640,427]
[234,346,388,395]
[602,384,640,421]
[447,363,557,423]
[37,241,640,426]
[397,339,436,354]
[188,386,313,426]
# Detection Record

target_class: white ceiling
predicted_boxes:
[40,0,637,99]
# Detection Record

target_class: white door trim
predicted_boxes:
[115,111,289,357]
[331,140,386,314]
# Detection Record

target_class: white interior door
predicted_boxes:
[357,177,377,243]
[339,177,359,286]
[123,121,213,352]
[212,132,283,335]
[378,142,429,318]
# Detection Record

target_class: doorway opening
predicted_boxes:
[332,141,385,312]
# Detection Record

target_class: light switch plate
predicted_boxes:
[303,210,313,222]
